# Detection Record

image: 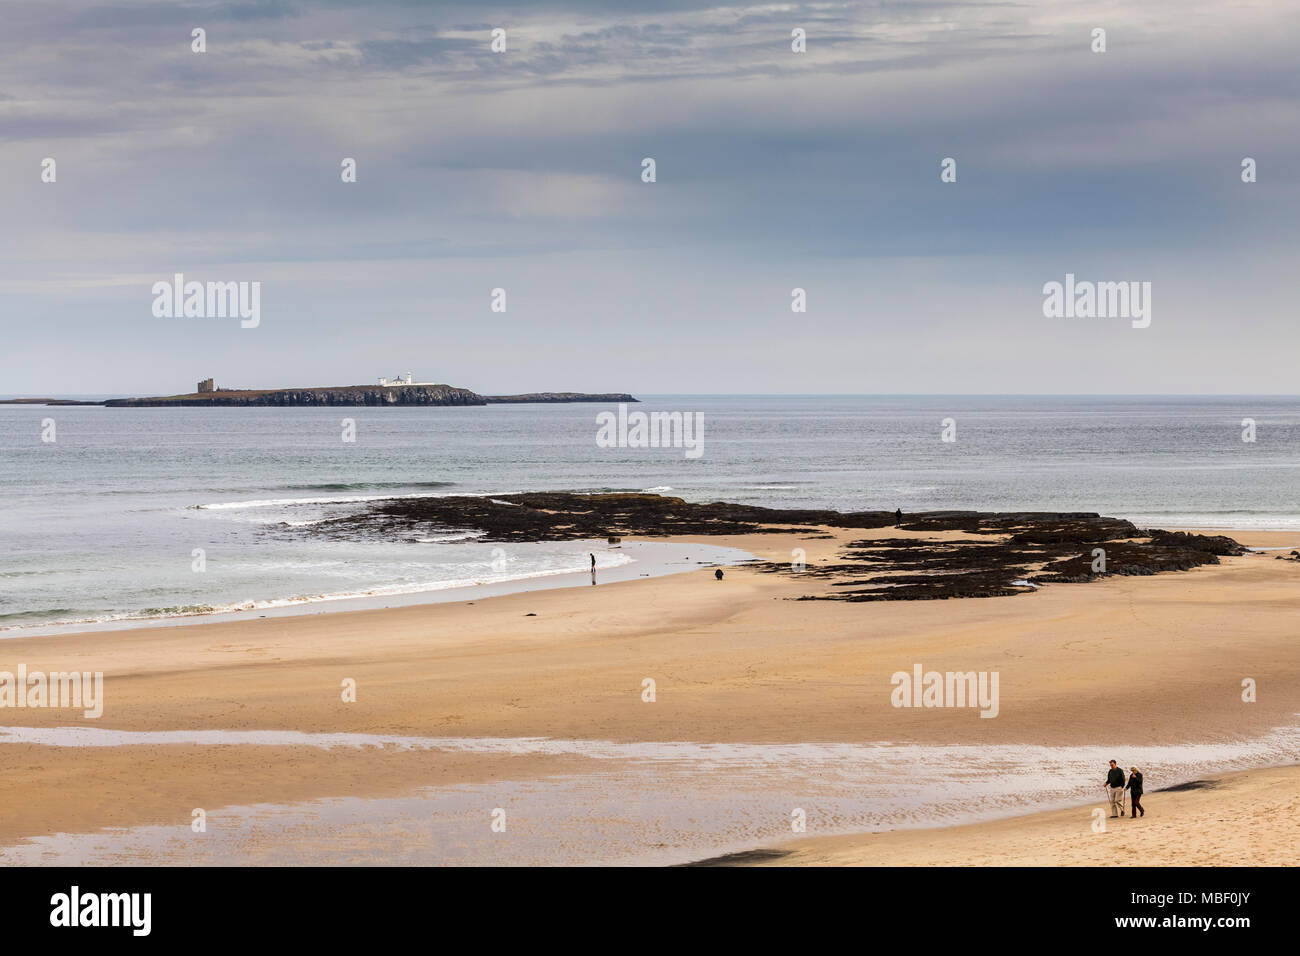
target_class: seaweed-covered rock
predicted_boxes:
[284,492,1244,602]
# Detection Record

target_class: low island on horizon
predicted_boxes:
[2,374,638,407]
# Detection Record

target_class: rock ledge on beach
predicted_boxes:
[287,492,1247,602]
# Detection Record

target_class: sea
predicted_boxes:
[2,394,1298,635]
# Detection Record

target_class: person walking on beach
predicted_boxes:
[1106,760,1126,817]
[895,508,903,528]
[1126,767,1144,818]
[590,553,595,570]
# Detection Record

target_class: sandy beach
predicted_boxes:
[731,764,1300,867]
[2,523,1298,864]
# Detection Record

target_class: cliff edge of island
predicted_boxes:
[97,385,638,407]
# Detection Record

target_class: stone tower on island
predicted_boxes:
[197,378,215,393]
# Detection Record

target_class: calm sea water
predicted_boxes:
[2,395,1298,631]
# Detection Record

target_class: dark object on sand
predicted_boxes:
[676,848,792,867]
[895,508,902,527]
[715,569,724,580]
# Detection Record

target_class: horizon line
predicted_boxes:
[5,392,1300,401]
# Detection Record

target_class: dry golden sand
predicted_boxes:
[747,765,1300,866]
[1,525,1298,861]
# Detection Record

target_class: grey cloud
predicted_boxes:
[1,0,1297,394]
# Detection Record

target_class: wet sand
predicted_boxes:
[2,524,1298,864]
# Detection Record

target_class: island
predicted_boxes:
[97,376,639,407]
[483,393,639,404]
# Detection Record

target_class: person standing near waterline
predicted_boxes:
[1106,760,1126,817]
[1126,767,1145,818]
[895,508,903,528]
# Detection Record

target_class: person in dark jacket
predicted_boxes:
[1105,760,1126,817]
[895,508,903,528]
[1125,767,1145,818]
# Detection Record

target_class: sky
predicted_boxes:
[1,0,1297,396]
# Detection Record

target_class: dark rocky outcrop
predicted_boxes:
[105,386,638,407]
[783,526,1246,600]
[286,492,1246,602]
[484,393,638,403]
[106,385,485,407]
[305,492,917,542]
[287,491,1153,544]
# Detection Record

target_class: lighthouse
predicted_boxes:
[379,372,426,387]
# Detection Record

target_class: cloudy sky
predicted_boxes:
[1,0,1297,395]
